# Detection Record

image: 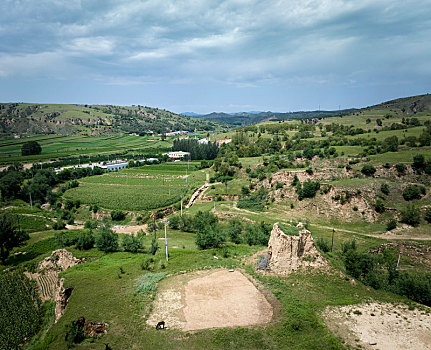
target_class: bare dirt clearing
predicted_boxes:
[323,302,431,350]
[146,269,274,331]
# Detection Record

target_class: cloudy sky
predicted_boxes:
[0,0,430,113]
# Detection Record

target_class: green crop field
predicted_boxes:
[0,135,171,164]
[64,162,206,211]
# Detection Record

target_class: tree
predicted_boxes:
[400,204,421,226]
[403,185,424,201]
[412,154,425,172]
[111,210,125,221]
[21,141,42,156]
[0,214,29,264]
[0,171,23,200]
[95,224,118,252]
[122,235,142,253]
[75,230,95,250]
[225,218,243,244]
[195,225,225,249]
[361,164,376,176]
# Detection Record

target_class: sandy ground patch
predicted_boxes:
[146,269,274,331]
[323,302,431,350]
[112,224,148,235]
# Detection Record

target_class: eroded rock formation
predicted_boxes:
[267,223,326,274]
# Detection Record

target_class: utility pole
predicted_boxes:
[181,195,183,216]
[29,192,33,210]
[213,195,216,211]
[164,219,168,262]
[331,228,335,252]
[169,184,171,196]
[153,215,156,239]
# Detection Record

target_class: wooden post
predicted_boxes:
[164,220,168,262]
[331,228,335,252]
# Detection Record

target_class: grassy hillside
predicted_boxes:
[0,103,230,136]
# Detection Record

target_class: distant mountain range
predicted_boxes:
[181,93,431,126]
[181,109,356,126]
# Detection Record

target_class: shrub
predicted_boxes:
[168,215,181,230]
[297,180,320,200]
[75,231,95,250]
[374,199,385,213]
[275,182,284,190]
[95,226,118,252]
[140,257,155,271]
[316,237,330,253]
[55,231,79,247]
[386,218,397,231]
[135,272,166,294]
[425,208,431,224]
[84,219,98,229]
[52,221,66,230]
[395,163,406,175]
[225,218,243,244]
[237,196,264,211]
[400,204,421,226]
[361,164,376,176]
[412,154,425,172]
[403,185,424,201]
[195,225,226,249]
[122,235,142,253]
[381,183,390,195]
[243,222,271,246]
[150,237,159,255]
[111,210,125,221]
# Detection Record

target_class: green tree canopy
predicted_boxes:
[0,214,29,264]
[21,141,42,156]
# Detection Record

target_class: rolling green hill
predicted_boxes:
[0,103,230,136]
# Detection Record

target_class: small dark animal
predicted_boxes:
[156,321,165,330]
[104,343,112,350]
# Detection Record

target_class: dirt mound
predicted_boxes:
[39,249,82,272]
[26,249,82,322]
[146,269,274,331]
[267,223,326,274]
[324,302,431,349]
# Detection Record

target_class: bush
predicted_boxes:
[297,180,320,200]
[55,231,79,247]
[84,219,98,229]
[413,154,425,172]
[361,164,376,176]
[403,185,424,201]
[237,196,265,211]
[168,215,181,230]
[225,218,243,244]
[122,235,142,253]
[425,208,431,224]
[52,221,66,230]
[374,199,385,213]
[243,222,271,246]
[381,183,390,195]
[400,204,421,226]
[150,237,159,255]
[316,237,330,253]
[111,210,125,221]
[395,163,406,175]
[386,218,397,231]
[95,226,118,252]
[195,226,226,250]
[75,231,95,250]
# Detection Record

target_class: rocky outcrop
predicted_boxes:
[39,249,82,272]
[267,223,326,274]
[26,249,82,322]
[74,317,109,338]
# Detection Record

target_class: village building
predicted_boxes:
[166,151,190,160]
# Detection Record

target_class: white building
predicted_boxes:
[166,151,190,160]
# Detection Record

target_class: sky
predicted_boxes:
[0,0,430,114]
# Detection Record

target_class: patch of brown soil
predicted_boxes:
[323,302,431,350]
[113,224,148,235]
[146,269,274,331]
